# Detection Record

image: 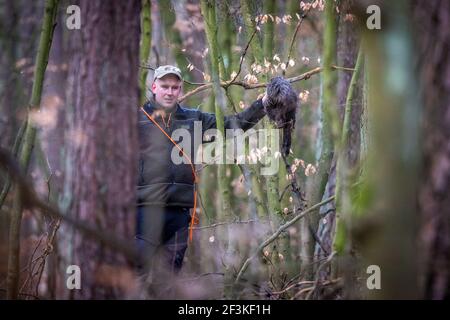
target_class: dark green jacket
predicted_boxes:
[137,99,265,208]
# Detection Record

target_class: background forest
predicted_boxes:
[0,0,448,300]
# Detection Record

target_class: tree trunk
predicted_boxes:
[356,0,420,299]
[304,0,338,279]
[200,0,236,298]
[64,0,140,299]
[240,0,269,221]
[413,0,450,300]
[139,0,152,105]
[6,0,59,300]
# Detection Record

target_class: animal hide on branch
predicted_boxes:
[264,76,299,157]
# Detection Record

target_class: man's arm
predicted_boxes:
[200,99,266,132]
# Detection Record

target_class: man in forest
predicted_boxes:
[136,64,268,279]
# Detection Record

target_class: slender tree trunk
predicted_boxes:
[304,0,338,279]
[200,0,233,218]
[139,0,152,104]
[6,0,59,300]
[200,0,235,298]
[332,46,363,298]
[33,9,67,299]
[239,0,268,221]
[158,0,193,90]
[262,0,281,228]
[328,3,364,279]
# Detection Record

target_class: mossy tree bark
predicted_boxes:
[6,0,59,300]
[139,0,152,104]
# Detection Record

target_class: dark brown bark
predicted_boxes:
[64,0,140,299]
[414,0,450,300]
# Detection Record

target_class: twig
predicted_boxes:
[178,272,224,282]
[20,233,46,293]
[278,183,291,202]
[139,63,207,86]
[271,280,315,295]
[33,218,60,297]
[225,28,258,88]
[236,164,270,214]
[305,251,337,300]
[196,189,212,223]
[235,195,335,284]
[193,219,264,230]
[291,278,341,300]
[0,120,27,210]
[179,83,214,101]
[308,223,329,256]
[332,66,355,72]
[283,9,311,76]
[282,155,306,210]
[224,88,238,114]
[0,288,40,300]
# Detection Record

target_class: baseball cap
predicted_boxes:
[153,65,183,82]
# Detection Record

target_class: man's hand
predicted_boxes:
[262,92,268,107]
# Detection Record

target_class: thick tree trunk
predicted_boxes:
[357,0,420,299]
[413,0,450,300]
[64,0,140,299]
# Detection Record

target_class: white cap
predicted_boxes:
[153,65,182,82]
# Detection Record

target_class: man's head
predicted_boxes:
[152,65,183,110]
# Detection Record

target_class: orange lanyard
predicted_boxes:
[140,107,200,242]
[161,112,172,129]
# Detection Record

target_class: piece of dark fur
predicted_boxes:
[264,76,299,157]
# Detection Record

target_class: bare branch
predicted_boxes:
[283,8,312,76]
[305,251,337,300]
[235,195,336,284]
[179,66,325,102]
[192,219,264,230]
[226,28,258,88]
[140,63,207,86]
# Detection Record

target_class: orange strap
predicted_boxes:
[161,112,172,128]
[140,107,200,242]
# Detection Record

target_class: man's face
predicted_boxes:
[151,74,182,109]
